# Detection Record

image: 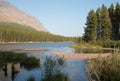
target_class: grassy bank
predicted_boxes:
[86,49,120,81]
[70,40,120,53]
[70,42,103,53]
[0,51,40,69]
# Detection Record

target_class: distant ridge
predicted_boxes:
[0,0,48,32]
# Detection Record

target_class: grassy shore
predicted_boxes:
[70,43,103,53]
[0,51,40,68]
[0,41,72,44]
[86,49,120,81]
[70,41,120,53]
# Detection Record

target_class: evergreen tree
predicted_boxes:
[96,8,103,39]
[83,10,98,41]
[108,4,115,39]
[109,4,115,22]
[0,22,74,42]
[84,3,120,41]
[100,4,112,40]
[115,2,120,40]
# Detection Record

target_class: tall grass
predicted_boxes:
[41,73,69,81]
[70,43,103,53]
[89,40,120,48]
[27,76,35,81]
[27,56,69,81]
[41,56,69,81]
[86,48,120,81]
[71,40,120,53]
[0,51,40,65]
[0,51,40,70]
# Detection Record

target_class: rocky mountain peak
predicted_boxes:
[0,0,48,32]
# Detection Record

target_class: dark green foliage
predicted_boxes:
[21,57,40,65]
[89,40,120,48]
[83,3,120,41]
[114,3,120,40]
[83,10,98,41]
[73,37,82,43]
[72,39,120,53]
[108,4,115,22]
[100,5,112,40]
[96,4,112,40]
[108,4,116,39]
[0,51,40,66]
[0,22,73,42]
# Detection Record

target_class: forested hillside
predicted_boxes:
[83,3,120,41]
[0,22,73,42]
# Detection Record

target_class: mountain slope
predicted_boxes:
[0,0,48,32]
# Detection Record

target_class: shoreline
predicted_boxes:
[0,41,72,44]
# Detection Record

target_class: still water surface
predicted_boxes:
[0,42,88,81]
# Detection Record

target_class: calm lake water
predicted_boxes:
[0,42,88,81]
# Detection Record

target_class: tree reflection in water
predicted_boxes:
[0,63,40,81]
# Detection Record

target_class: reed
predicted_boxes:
[27,76,35,81]
[41,56,69,81]
[86,48,120,81]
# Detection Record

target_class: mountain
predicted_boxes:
[0,0,48,32]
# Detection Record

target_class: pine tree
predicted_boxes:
[109,4,115,22]
[115,2,120,40]
[84,3,120,41]
[100,4,112,40]
[108,4,115,39]
[96,8,103,39]
[83,10,98,41]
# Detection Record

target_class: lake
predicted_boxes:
[0,42,88,81]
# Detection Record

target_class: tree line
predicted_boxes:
[83,3,120,42]
[0,22,74,42]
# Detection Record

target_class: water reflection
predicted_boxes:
[0,42,75,53]
[20,63,40,70]
[3,64,7,77]
[0,42,88,81]
[0,63,40,81]
[0,63,20,81]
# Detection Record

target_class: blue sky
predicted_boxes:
[6,0,120,37]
